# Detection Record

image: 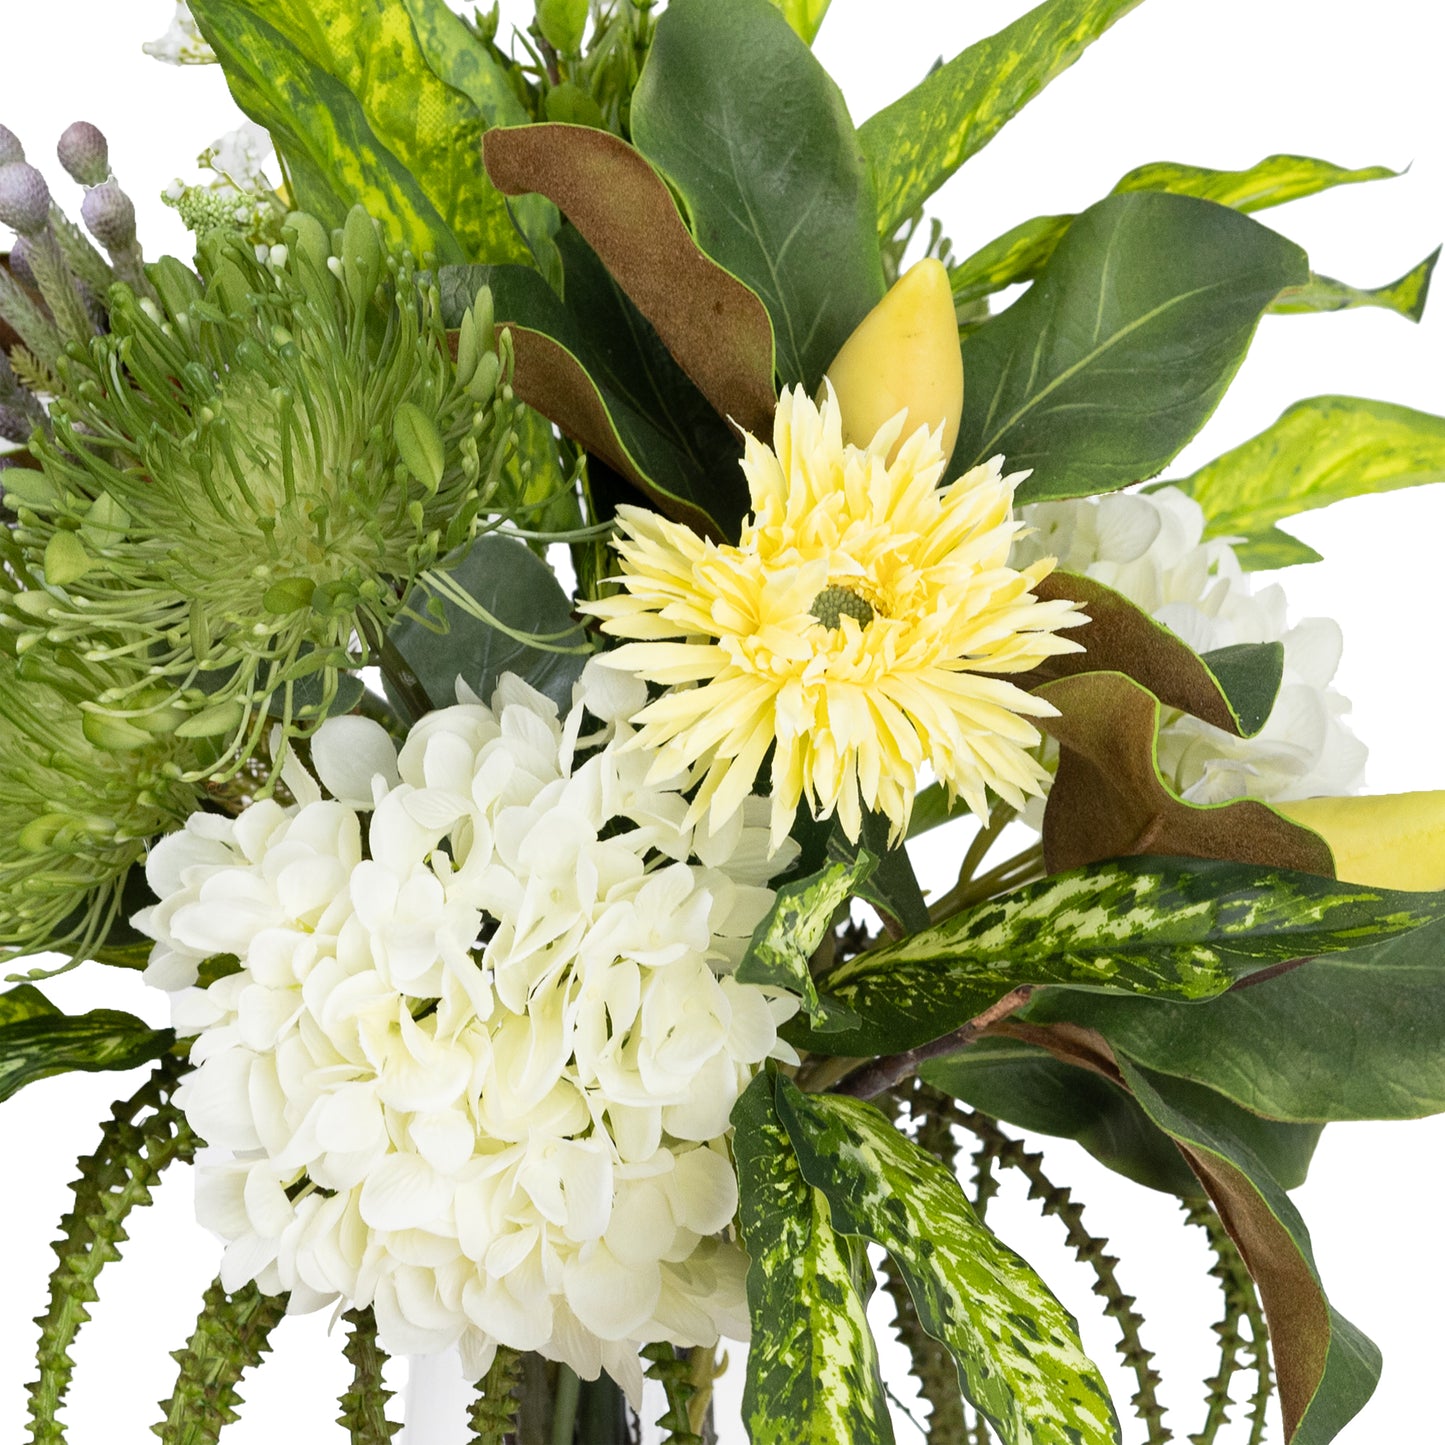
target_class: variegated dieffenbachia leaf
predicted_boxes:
[732,1074,893,1445]
[1271,249,1438,321]
[736,853,874,1029]
[775,1078,1119,1445]
[793,855,1445,1056]
[860,0,1144,235]
[766,0,833,43]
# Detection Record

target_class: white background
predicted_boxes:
[3,1,1445,1441]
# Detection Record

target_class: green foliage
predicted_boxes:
[796,855,1441,1056]
[153,1279,288,1443]
[389,533,590,715]
[1272,248,1438,320]
[631,0,885,389]
[338,1306,400,1441]
[187,0,553,265]
[1171,394,1445,554]
[860,0,1145,234]
[766,0,833,44]
[777,1077,1120,1445]
[28,1060,196,1442]
[0,984,173,1101]
[467,1347,523,1443]
[733,1073,895,1445]
[954,193,1307,500]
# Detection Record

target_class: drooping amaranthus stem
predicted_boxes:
[467,1346,523,1444]
[26,1056,195,1442]
[1182,1198,1273,1445]
[152,1278,288,1442]
[642,1343,703,1444]
[945,1098,1172,1444]
[338,1305,400,1442]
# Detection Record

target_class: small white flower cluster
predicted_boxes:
[1017,487,1365,804]
[138,663,799,1397]
[161,121,284,257]
[143,2,216,65]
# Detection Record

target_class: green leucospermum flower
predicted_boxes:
[0,645,200,965]
[1,205,518,776]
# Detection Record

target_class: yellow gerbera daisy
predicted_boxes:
[583,385,1088,851]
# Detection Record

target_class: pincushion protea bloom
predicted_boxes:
[584,386,1087,850]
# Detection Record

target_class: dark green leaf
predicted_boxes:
[795,855,1443,1056]
[1271,248,1438,321]
[631,0,885,389]
[854,810,930,934]
[189,0,551,266]
[922,1035,1322,1194]
[777,1078,1119,1445]
[390,533,589,713]
[861,0,1144,235]
[0,997,174,1102]
[1119,1059,1379,1443]
[1196,644,1283,737]
[953,193,1307,501]
[736,853,873,1030]
[1172,395,1445,545]
[732,1073,893,1445]
[1028,914,1445,1121]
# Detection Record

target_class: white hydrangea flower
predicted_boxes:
[1015,487,1365,805]
[143,2,216,64]
[138,661,800,1396]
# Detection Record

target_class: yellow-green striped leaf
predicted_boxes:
[1271,249,1438,320]
[189,0,551,266]
[860,0,1145,235]
[732,1074,893,1445]
[766,0,833,43]
[776,1078,1119,1445]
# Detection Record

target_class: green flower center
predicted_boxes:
[810,585,875,631]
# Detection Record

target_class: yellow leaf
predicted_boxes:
[1275,791,1445,890]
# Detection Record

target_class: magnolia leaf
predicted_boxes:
[482,124,777,436]
[1037,670,1333,876]
[1010,572,1277,737]
[389,534,589,714]
[0,989,174,1102]
[631,0,884,390]
[1119,1056,1381,1443]
[955,194,1305,500]
[950,155,1398,306]
[922,1036,1322,1195]
[1028,914,1445,1122]
[1272,248,1438,321]
[732,1074,893,1445]
[736,853,873,1029]
[188,0,550,266]
[776,1078,1120,1445]
[766,0,833,43]
[861,0,1143,235]
[1173,395,1445,545]
[794,853,1442,1057]
[440,258,749,540]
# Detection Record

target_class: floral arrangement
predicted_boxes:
[4,1,1445,1442]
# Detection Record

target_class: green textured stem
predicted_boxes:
[152,1278,288,1443]
[642,1343,703,1444]
[0,264,62,370]
[949,1100,1172,1444]
[26,1057,195,1444]
[970,1133,1001,1224]
[27,229,94,350]
[1183,1199,1273,1445]
[47,206,116,298]
[339,1306,400,1442]
[468,1346,523,1444]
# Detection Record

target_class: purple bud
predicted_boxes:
[0,126,23,168]
[7,234,35,288]
[81,180,136,253]
[0,404,32,443]
[57,121,110,187]
[0,162,52,237]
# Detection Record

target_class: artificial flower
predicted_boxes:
[1015,486,1365,804]
[584,384,1087,850]
[139,663,799,1394]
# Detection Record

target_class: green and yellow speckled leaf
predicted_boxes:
[736,853,874,1029]
[776,1078,1119,1445]
[732,1074,893,1445]
[766,0,833,43]
[794,855,1445,1056]
[1172,394,1445,550]
[0,984,174,1102]
[860,0,1145,235]
[189,0,552,266]
[1273,249,1439,320]
[950,154,1399,307]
